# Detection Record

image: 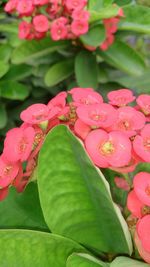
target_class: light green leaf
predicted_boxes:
[80,24,105,47]
[11,38,69,64]
[75,51,98,89]
[119,5,150,34]
[88,0,113,10]
[0,183,48,231]
[111,256,149,267]
[0,230,85,267]
[67,253,109,267]
[98,40,146,76]
[0,60,9,78]
[0,105,7,129]
[0,80,29,100]
[38,125,132,254]
[45,59,74,87]
[90,5,120,23]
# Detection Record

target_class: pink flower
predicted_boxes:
[33,15,49,33]
[72,9,89,20]
[69,87,103,106]
[65,0,87,11]
[50,19,68,40]
[133,124,150,162]
[136,94,150,115]
[0,156,20,188]
[114,177,130,191]
[127,190,144,218]
[16,0,34,16]
[71,19,89,36]
[0,187,9,201]
[20,103,58,124]
[137,215,150,253]
[3,127,35,163]
[111,106,146,137]
[76,103,117,128]
[4,0,18,13]
[48,92,67,110]
[85,129,131,168]
[74,119,91,140]
[135,230,150,264]
[18,21,32,39]
[107,89,135,107]
[33,0,49,5]
[133,172,150,206]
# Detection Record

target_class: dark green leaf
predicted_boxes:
[3,64,32,81]
[0,44,12,63]
[0,183,48,231]
[75,51,98,89]
[0,105,7,129]
[80,24,105,47]
[38,125,132,254]
[0,60,9,78]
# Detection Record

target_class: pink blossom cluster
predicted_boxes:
[0,88,150,203]
[127,172,150,263]
[4,0,90,41]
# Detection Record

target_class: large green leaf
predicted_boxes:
[0,80,29,100]
[0,230,85,267]
[98,40,146,76]
[0,183,48,231]
[67,253,108,267]
[45,59,74,87]
[0,60,9,78]
[11,38,69,64]
[38,125,132,254]
[110,256,149,267]
[119,5,150,34]
[75,51,98,89]
[0,44,12,62]
[80,24,105,47]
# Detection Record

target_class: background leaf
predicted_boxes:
[38,125,132,255]
[0,80,30,100]
[75,51,98,89]
[110,256,149,267]
[80,24,105,47]
[45,59,74,87]
[0,105,7,129]
[67,253,108,267]
[98,40,146,76]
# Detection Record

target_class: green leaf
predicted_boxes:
[38,125,132,254]
[88,0,113,11]
[75,51,98,89]
[0,230,85,267]
[114,0,132,5]
[0,183,48,231]
[11,38,69,64]
[3,64,33,81]
[98,40,146,76]
[90,5,120,23]
[45,59,74,87]
[0,44,12,63]
[67,253,108,267]
[80,24,105,47]
[0,23,18,34]
[113,70,150,93]
[110,256,149,267]
[0,60,9,78]
[119,5,150,34]
[0,105,7,129]
[0,80,29,100]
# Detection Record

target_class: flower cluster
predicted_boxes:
[4,0,90,41]
[0,87,150,203]
[127,172,150,263]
